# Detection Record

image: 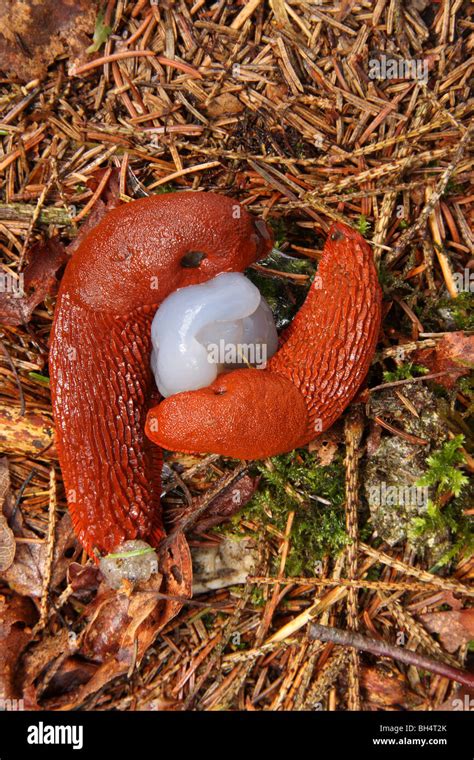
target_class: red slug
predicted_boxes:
[146,222,382,459]
[50,192,381,560]
[49,192,272,558]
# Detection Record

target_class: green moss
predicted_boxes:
[408,490,473,571]
[250,587,266,607]
[240,451,347,576]
[438,291,474,331]
[267,217,287,248]
[152,184,176,195]
[356,214,371,237]
[245,270,308,330]
[458,375,474,416]
[443,179,464,196]
[383,362,429,383]
[416,435,468,497]
[408,436,472,569]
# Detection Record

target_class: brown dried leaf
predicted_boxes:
[40,532,192,708]
[0,455,79,598]
[0,238,66,327]
[0,0,99,82]
[308,430,339,465]
[419,609,474,653]
[20,627,80,709]
[67,562,100,594]
[0,593,37,699]
[361,664,421,709]
[414,332,474,389]
[206,93,245,117]
[0,458,19,578]
[193,474,260,533]
[0,515,15,572]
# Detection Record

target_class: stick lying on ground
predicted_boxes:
[309,622,474,689]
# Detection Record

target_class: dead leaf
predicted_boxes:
[0,515,15,572]
[41,657,98,700]
[67,562,100,595]
[20,627,80,709]
[419,609,474,653]
[205,93,245,117]
[36,532,192,709]
[361,664,421,709]
[0,237,66,327]
[192,474,260,533]
[0,457,80,598]
[0,0,100,82]
[265,82,289,102]
[0,458,22,582]
[414,332,474,389]
[308,430,339,465]
[0,593,37,699]
[0,460,16,572]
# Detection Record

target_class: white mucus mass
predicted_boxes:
[151,272,278,397]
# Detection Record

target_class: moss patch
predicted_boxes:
[236,450,347,576]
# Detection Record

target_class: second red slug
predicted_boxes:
[50,192,382,559]
[147,223,382,458]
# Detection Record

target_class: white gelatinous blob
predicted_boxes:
[99,540,159,590]
[151,272,278,397]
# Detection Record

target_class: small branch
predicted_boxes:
[158,464,248,556]
[34,467,57,634]
[309,622,474,688]
[0,202,75,227]
[369,369,464,393]
[390,124,474,261]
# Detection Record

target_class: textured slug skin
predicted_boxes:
[49,192,273,559]
[146,222,382,459]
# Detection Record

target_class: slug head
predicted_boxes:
[61,192,273,312]
[145,368,311,460]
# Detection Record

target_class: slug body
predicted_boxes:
[146,223,382,459]
[49,192,272,558]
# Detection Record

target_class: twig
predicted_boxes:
[34,467,57,633]
[343,409,363,709]
[158,464,248,555]
[360,542,473,596]
[370,369,463,393]
[309,622,474,689]
[390,124,474,260]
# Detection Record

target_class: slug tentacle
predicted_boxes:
[146,222,382,459]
